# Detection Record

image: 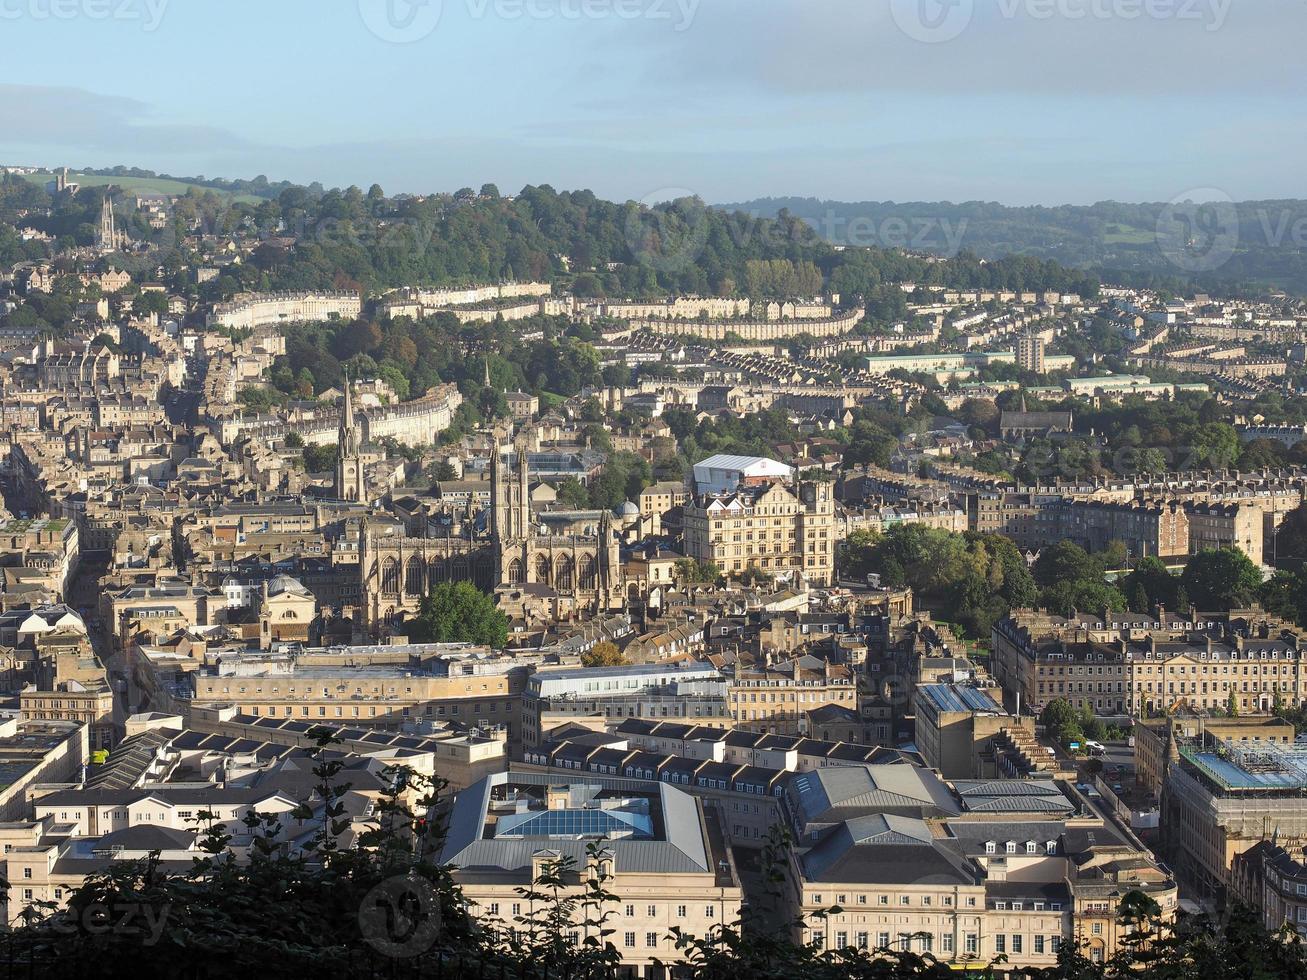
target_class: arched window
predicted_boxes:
[507,559,525,585]
[381,558,400,595]
[475,556,494,591]
[555,554,574,591]
[430,560,448,584]
[534,554,551,585]
[404,556,423,596]
[578,554,597,590]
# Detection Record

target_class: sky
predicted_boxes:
[1,0,1304,206]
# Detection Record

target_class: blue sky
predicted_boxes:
[1,0,1304,205]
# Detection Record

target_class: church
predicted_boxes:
[352,406,624,634]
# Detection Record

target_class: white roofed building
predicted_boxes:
[692,454,794,495]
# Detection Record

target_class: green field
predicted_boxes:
[21,171,264,203]
[1101,225,1157,245]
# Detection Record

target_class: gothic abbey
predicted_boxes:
[344,384,623,632]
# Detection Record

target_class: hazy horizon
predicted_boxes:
[1,0,1303,207]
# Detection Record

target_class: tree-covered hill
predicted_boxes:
[723,196,1307,296]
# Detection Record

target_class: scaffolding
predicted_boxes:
[1185,736,1307,793]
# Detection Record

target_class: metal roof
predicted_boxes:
[440,771,709,876]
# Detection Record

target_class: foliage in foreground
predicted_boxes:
[0,739,1303,979]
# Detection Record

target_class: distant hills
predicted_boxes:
[719,197,1307,296]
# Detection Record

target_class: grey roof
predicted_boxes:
[943,820,1067,856]
[802,817,976,886]
[440,771,710,876]
[786,765,960,828]
[953,779,1074,814]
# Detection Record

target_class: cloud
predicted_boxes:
[0,84,256,156]
[634,0,1307,99]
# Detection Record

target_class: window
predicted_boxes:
[985,841,996,854]
[856,932,869,950]
[22,868,31,880]
[1006,841,1017,854]
[624,932,635,949]
[1026,842,1037,854]
[835,932,847,949]
[942,934,954,954]
[487,903,499,916]
[676,905,687,917]
[995,936,1006,954]
[705,906,715,919]
[647,905,656,917]
[878,894,889,906]
[899,895,910,906]
[1012,935,1023,954]
[646,933,658,948]
[965,934,979,955]
[1035,935,1046,955]
[625,905,634,917]
[1091,922,1103,936]
[1051,937,1062,954]
[877,932,890,949]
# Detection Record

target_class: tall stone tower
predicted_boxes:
[96,195,122,252]
[335,376,367,502]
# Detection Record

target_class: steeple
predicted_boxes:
[339,369,360,456]
[335,369,366,502]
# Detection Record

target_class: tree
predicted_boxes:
[409,581,508,648]
[675,559,721,585]
[581,641,626,668]
[1181,548,1264,611]
[1121,556,1180,611]
[1273,501,1307,569]
[426,459,457,482]
[1032,541,1100,589]
[302,443,337,473]
[1040,698,1083,744]
[1226,690,1239,717]
[554,477,590,510]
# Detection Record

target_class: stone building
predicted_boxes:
[359,441,623,631]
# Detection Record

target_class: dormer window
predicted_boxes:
[1026,842,1037,854]
[1006,842,1017,854]
[985,841,996,854]
[1046,841,1057,854]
